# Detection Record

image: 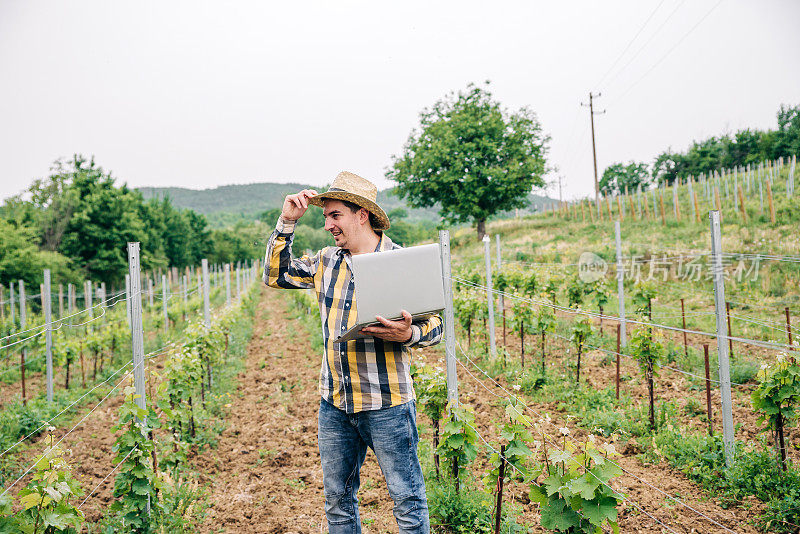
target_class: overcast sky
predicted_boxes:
[1,0,798,202]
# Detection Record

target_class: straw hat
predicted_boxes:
[308,171,390,231]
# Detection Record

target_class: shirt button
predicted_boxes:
[345,303,350,308]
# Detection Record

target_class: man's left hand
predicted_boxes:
[361,310,413,343]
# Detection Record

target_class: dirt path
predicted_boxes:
[194,287,398,533]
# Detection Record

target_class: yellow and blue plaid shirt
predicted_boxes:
[263,217,443,413]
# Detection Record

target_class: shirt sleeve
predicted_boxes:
[262,217,318,290]
[404,313,443,348]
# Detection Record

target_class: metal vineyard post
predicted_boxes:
[44,269,54,402]
[615,221,627,348]
[439,230,458,409]
[483,235,497,359]
[709,210,735,467]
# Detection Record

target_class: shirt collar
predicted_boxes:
[337,232,392,257]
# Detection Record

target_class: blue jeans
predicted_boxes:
[318,398,429,533]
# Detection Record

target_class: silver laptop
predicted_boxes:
[334,243,446,343]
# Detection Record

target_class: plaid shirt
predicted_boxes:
[263,217,443,413]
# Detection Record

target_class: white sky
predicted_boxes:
[1,0,798,202]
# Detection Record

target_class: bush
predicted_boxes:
[427,480,527,534]
[428,481,493,533]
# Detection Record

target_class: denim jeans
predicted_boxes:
[318,398,429,534]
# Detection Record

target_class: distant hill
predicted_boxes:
[138,182,559,228]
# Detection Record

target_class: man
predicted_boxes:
[263,171,442,533]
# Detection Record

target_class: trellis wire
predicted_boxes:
[455,341,739,533]
[454,277,796,352]
[78,444,137,510]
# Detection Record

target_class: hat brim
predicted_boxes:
[308,191,390,231]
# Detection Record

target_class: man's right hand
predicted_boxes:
[281,189,318,221]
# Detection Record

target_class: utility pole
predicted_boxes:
[582,92,605,216]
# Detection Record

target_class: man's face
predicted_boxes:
[323,199,366,249]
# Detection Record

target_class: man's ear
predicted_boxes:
[359,208,369,225]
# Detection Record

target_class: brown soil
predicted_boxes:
[195,288,768,533]
[490,315,799,466]
[2,346,171,522]
[192,286,398,533]
[1,287,780,533]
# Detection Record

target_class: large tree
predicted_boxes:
[387,83,549,239]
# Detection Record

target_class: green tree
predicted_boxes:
[58,158,147,284]
[775,104,800,157]
[599,161,650,195]
[0,220,75,288]
[387,83,549,239]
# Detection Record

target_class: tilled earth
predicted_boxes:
[196,287,765,533]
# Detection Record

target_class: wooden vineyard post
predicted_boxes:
[19,280,26,405]
[693,189,701,223]
[494,445,507,534]
[714,186,722,214]
[580,200,585,222]
[58,284,64,318]
[642,192,651,220]
[766,178,776,223]
[681,298,688,358]
[658,190,666,225]
[617,196,623,221]
[737,185,747,221]
[628,193,636,221]
[704,344,713,436]
[606,197,613,220]
[615,324,621,400]
[588,201,595,223]
[673,184,681,221]
[726,301,734,359]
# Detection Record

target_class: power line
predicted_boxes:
[594,0,669,89]
[602,0,690,94]
[610,0,726,107]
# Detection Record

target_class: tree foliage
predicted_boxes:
[599,161,650,195]
[388,83,549,239]
[651,104,800,185]
[0,155,215,287]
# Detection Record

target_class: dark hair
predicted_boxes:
[339,199,380,229]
